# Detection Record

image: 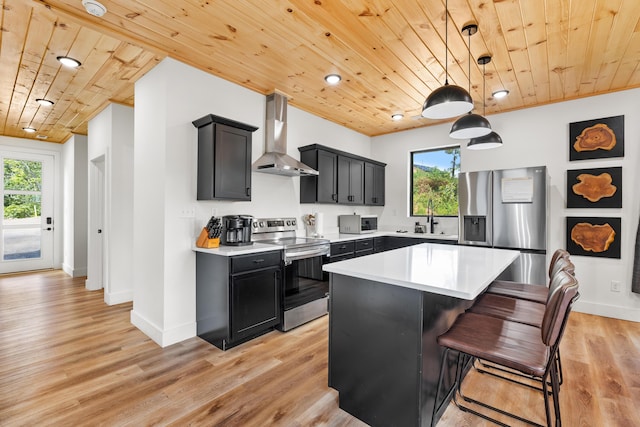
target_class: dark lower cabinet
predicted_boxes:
[196,250,282,350]
[230,266,281,343]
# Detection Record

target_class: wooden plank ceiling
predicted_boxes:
[2,0,639,143]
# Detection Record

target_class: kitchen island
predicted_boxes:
[323,243,519,427]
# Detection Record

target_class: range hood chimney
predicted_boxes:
[253,93,319,176]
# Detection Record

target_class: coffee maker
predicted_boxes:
[221,215,253,246]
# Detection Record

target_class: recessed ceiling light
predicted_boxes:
[324,74,341,85]
[57,56,81,68]
[492,89,509,99]
[82,0,107,17]
[391,113,404,121]
[36,98,54,106]
[23,127,37,133]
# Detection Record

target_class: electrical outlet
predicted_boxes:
[179,206,195,218]
[611,280,621,292]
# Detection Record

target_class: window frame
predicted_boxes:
[410,145,460,218]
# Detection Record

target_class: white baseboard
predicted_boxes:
[130,309,197,348]
[85,278,102,291]
[62,263,87,278]
[574,300,640,323]
[105,289,133,305]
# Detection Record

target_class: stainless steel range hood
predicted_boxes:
[253,93,319,176]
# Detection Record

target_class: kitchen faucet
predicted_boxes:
[427,199,438,234]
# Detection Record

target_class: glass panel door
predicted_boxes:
[0,153,54,273]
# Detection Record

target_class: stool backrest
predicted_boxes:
[548,249,570,279]
[541,271,579,347]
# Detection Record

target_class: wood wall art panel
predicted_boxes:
[569,115,624,161]
[567,167,622,209]
[566,217,621,259]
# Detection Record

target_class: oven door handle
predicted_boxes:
[284,248,330,264]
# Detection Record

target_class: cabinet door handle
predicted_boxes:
[253,259,265,264]
[246,187,251,197]
[332,194,337,201]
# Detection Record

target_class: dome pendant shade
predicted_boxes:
[449,113,492,139]
[467,131,503,150]
[421,84,474,119]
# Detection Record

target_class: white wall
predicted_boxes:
[86,104,135,305]
[131,58,373,347]
[372,89,640,321]
[62,134,88,276]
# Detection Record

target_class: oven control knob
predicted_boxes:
[252,222,258,228]
[291,219,296,226]
[286,220,292,226]
[259,221,265,227]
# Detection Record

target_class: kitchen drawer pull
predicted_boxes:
[253,259,265,263]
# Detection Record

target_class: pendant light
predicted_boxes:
[468,55,503,150]
[449,24,491,139]
[421,0,473,119]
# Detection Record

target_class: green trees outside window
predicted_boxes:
[4,159,42,219]
[411,147,459,216]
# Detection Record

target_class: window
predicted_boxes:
[411,146,460,216]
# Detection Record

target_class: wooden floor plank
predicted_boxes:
[0,270,639,426]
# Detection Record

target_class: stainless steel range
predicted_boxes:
[252,217,330,331]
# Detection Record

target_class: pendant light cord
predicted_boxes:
[444,0,449,85]
[467,25,471,94]
[482,61,486,116]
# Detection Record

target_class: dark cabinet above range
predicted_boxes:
[192,114,258,201]
[298,144,385,206]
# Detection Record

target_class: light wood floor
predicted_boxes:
[0,270,638,426]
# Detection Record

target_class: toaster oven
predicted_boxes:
[338,215,378,234]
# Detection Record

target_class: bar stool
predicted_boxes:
[432,272,579,427]
[469,259,576,328]
[468,261,576,387]
[486,249,572,303]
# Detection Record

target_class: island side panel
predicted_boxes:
[328,273,423,427]
[419,292,473,425]
[328,273,473,427]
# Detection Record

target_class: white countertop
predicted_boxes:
[323,243,519,300]
[193,231,458,256]
[321,231,459,243]
[193,242,280,256]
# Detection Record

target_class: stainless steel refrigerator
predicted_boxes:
[458,166,549,285]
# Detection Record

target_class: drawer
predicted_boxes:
[231,251,282,274]
[331,241,355,256]
[355,238,374,251]
[329,253,355,263]
[355,248,373,258]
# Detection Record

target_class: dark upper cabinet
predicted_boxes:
[338,155,364,204]
[300,148,338,203]
[192,114,258,201]
[299,144,384,205]
[364,162,385,206]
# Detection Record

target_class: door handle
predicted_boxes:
[97,229,102,234]
[43,227,52,231]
